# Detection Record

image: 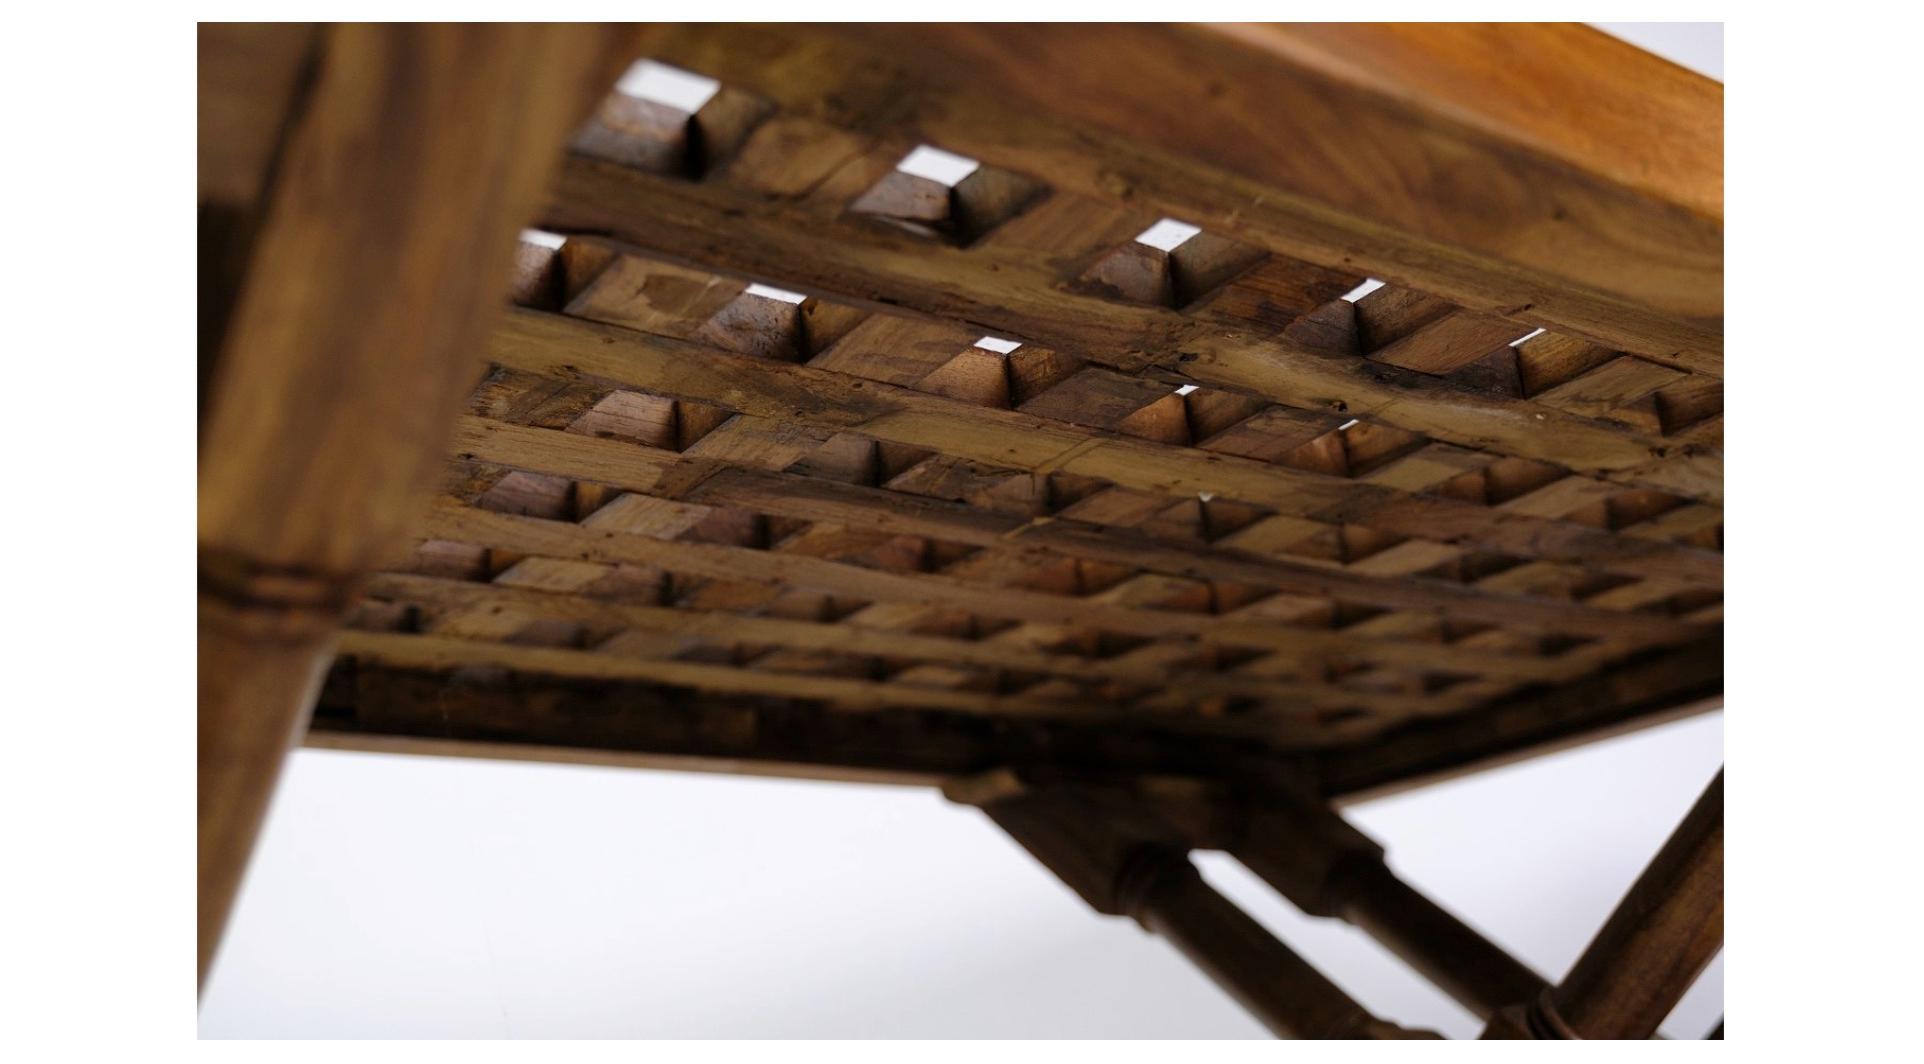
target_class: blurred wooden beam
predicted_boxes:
[308,639,1719,802]
[308,661,1311,791]
[197,22,631,988]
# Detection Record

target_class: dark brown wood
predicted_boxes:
[197,23,628,987]
[541,170,1721,505]
[396,222,1717,759]
[1334,864,1547,1021]
[358,572,1411,715]
[303,638,1720,805]
[409,500,1573,690]
[449,415,1700,646]
[311,662,1321,788]
[312,22,1720,762]
[490,307,1723,586]
[956,778,1436,1038]
[1135,853,1436,1039]
[426,385,1709,737]
[1525,769,1724,1039]
[1318,639,1723,801]
[1228,800,1545,1020]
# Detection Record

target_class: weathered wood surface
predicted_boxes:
[447,416,1702,644]
[414,497,1655,687]
[197,23,626,986]
[627,22,1721,364]
[198,23,320,211]
[491,307,1723,583]
[226,22,1729,861]
[335,263,1720,771]
[542,170,1723,504]
[363,264,1714,735]
[199,23,322,410]
[312,661,1319,786]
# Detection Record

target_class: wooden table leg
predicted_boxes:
[197,22,632,988]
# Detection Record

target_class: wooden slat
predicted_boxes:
[450,415,1702,644]
[629,22,1720,364]
[540,170,1720,505]
[490,308,1723,587]
[311,651,1718,802]
[419,498,1581,684]
[304,731,945,789]
[362,572,1426,715]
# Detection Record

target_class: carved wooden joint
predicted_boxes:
[946,772,1440,1039]
[1224,791,1547,1022]
[945,770,1191,917]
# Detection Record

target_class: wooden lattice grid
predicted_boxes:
[336,44,1722,751]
